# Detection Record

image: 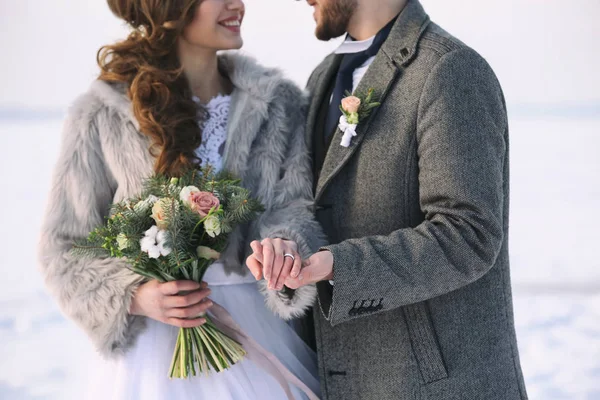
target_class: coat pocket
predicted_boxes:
[403,302,448,384]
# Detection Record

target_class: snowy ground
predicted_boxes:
[0,117,599,399]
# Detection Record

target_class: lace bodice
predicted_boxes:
[194,94,231,172]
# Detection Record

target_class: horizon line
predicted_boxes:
[0,102,599,121]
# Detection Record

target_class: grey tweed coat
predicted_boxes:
[38,52,326,358]
[307,1,528,399]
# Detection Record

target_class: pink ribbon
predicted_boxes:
[208,302,321,400]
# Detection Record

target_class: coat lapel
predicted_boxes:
[314,0,431,203]
[315,55,399,202]
[306,54,343,147]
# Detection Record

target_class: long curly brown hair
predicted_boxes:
[98,0,204,176]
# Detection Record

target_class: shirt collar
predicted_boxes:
[333,14,400,56]
[334,34,376,55]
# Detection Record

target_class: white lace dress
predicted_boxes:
[84,95,320,400]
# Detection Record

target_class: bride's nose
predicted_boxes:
[226,0,245,12]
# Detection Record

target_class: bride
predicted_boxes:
[38,0,324,398]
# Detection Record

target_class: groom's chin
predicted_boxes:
[315,24,346,41]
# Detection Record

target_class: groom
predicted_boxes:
[251,0,528,398]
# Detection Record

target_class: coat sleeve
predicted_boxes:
[254,84,328,320]
[38,102,146,357]
[317,48,508,326]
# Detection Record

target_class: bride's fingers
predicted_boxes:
[268,239,286,290]
[246,254,264,280]
[165,316,207,329]
[167,298,213,319]
[290,251,302,278]
[247,241,264,280]
[249,240,264,263]
[159,280,201,296]
[274,253,295,291]
[261,238,276,284]
[162,288,211,309]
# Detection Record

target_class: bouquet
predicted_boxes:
[72,166,263,378]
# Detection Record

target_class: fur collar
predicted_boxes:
[85,51,294,131]
[84,51,302,179]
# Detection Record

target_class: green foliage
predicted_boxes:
[72,165,264,283]
[339,88,381,121]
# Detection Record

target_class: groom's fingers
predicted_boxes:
[284,274,302,290]
[285,256,322,289]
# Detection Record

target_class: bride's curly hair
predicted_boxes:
[98,0,204,176]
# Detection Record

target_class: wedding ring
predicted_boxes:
[283,253,295,262]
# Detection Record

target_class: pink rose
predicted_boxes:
[341,96,361,114]
[189,191,220,217]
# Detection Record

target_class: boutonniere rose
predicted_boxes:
[338,88,381,147]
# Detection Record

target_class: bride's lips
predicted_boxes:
[218,16,242,33]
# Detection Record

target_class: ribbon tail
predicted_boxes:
[208,302,320,400]
[340,130,356,148]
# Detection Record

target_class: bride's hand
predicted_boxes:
[129,280,213,328]
[246,239,302,291]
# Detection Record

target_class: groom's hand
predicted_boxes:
[246,238,302,290]
[284,250,334,289]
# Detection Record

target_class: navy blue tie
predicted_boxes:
[324,18,396,143]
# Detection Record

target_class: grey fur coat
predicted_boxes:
[38,52,326,358]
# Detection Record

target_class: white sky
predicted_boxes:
[0,0,598,109]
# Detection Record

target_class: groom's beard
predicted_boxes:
[315,0,357,41]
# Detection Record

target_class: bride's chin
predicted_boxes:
[219,40,244,51]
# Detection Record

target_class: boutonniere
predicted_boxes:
[338,88,381,147]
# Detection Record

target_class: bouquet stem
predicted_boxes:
[168,317,246,379]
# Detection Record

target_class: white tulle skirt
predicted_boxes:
[84,276,320,400]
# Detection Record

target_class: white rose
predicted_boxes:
[180,186,201,205]
[203,216,222,238]
[116,233,129,250]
